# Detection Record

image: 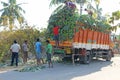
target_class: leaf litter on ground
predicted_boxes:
[15,65,46,72]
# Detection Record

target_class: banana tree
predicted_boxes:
[0,0,25,30]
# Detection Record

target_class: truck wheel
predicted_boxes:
[106,50,112,61]
[83,51,91,64]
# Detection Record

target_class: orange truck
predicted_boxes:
[50,28,114,64]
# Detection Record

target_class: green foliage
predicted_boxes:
[77,15,96,29]
[47,6,79,41]
[0,28,46,62]
[108,10,120,31]
[112,11,120,20]
[77,15,111,32]
[109,10,120,24]
[96,21,111,32]
[47,4,112,41]
[49,0,65,7]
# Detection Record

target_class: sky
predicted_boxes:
[0,0,120,33]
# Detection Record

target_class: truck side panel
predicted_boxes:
[78,28,84,48]
[97,32,102,48]
[86,29,94,50]
[73,32,79,43]
[92,31,98,49]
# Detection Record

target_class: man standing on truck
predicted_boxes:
[85,8,93,16]
[64,1,76,9]
[53,24,60,48]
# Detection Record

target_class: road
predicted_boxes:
[0,55,120,80]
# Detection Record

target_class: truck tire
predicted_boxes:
[106,50,112,61]
[83,51,91,64]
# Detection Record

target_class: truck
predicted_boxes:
[49,27,114,64]
[47,5,114,64]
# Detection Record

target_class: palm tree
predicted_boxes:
[0,0,25,30]
[87,2,102,20]
[49,0,100,15]
[49,0,88,7]
[95,4,102,20]
[49,0,65,7]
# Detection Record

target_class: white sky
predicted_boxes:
[100,0,120,14]
[0,0,120,33]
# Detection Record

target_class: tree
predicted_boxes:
[49,0,100,15]
[49,0,65,7]
[0,26,46,62]
[85,0,102,19]
[109,10,120,31]
[0,0,25,30]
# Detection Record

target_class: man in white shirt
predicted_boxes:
[10,40,21,66]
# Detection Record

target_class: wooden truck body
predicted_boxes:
[50,28,114,64]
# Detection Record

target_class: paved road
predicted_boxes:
[0,56,120,80]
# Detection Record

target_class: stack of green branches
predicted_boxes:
[77,15,111,33]
[47,5,79,41]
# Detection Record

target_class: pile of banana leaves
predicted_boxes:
[0,63,8,68]
[47,5,111,41]
[77,15,111,33]
[16,65,45,72]
[47,5,79,41]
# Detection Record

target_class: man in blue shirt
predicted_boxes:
[35,38,43,66]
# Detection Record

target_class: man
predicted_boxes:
[46,40,53,68]
[85,8,93,16]
[22,40,29,64]
[64,1,76,9]
[53,25,60,47]
[35,38,43,66]
[10,40,21,66]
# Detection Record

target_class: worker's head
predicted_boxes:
[46,40,50,44]
[14,40,17,44]
[64,1,67,3]
[24,40,27,43]
[84,8,87,11]
[37,38,40,42]
[114,37,117,39]
[54,24,57,27]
